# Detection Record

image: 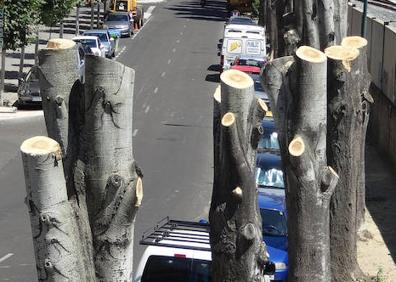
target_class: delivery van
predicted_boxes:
[221,24,266,70]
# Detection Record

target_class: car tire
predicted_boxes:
[112,51,115,58]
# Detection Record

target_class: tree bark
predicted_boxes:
[210,70,268,282]
[333,0,348,44]
[38,38,96,281]
[20,136,85,281]
[59,21,64,38]
[262,46,338,282]
[83,55,142,281]
[326,36,371,282]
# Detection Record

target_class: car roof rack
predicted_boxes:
[140,217,211,252]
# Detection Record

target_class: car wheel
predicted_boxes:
[112,51,115,58]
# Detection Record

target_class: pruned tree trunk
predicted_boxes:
[38,38,96,281]
[83,55,143,281]
[210,70,268,282]
[262,46,339,282]
[20,136,85,281]
[326,36,371,282]
[26,38,142,281]
[333,0,348,44]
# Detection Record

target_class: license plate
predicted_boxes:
[32,96,42,102]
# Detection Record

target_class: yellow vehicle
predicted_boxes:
[110,0,136,12]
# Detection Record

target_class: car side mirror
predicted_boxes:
[264,262,276,275]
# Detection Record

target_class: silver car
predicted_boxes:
[103,12,133,37]
[83,29,116,58]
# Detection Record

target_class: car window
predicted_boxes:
[86,33,108,43]
[78,46,85,63]
[142,256,211,282]
[260,208,287,236]
[107,14,129,21]
[256,167,284,189]
[258,129,279,151]
[78,39,97,48]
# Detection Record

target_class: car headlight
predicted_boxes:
[275,262,287,270]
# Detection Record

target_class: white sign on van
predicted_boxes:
[227,39,242,54]
[246,40,260,55]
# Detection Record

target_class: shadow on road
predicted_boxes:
[205,73,220,83]
[166,0,228,22]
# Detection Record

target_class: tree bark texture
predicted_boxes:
[326,37,371,282]
[210,70,268,282]
[262,46,338,282]
[38,38,96,281]
[83,55,142,281]
[333,0,348,44]
[20,137,86,281]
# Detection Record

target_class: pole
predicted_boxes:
[361,0,368,37]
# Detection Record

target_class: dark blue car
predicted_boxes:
[258,188,288,282]
[256,152,284,189]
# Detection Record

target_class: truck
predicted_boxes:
[109,0,144,28]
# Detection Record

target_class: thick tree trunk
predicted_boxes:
[38,39,96,281]
[333,0,348,44]
[262,46,338,282]
[20,136,85,281]
[83,55,142,281]
[210,70,268,282]
[326,36,371,282]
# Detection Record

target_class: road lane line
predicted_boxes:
[144,106,150,114]
[154,87,158,93]
[133,129,139,137]
[0,253,13,264]
[176,39,180,43]
[115,46,126,60]
[145,5,156,16]
[180,32,183,35]
[167,59,171,64]
[183,24,186,28]
[161,71,166,77]
[172,48,176,53]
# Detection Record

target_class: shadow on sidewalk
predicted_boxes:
[365,144,396,263]
[6,53,35,60]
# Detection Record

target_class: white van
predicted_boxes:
[134,218,275,282]
[221,24,267,70]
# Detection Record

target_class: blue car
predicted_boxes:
[258,187,288,282]
[258,117,279,153]
[256,152,284,189]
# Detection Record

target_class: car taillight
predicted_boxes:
[174,254,186,258]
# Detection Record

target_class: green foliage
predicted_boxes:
[3,0,43,50]
[251,0,260,17]
[39,0,80,27]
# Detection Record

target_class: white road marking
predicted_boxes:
[145,5,156,16]
[176,39,180,43]
[144,106,150,114]
[172,48,176,53]
[133,129,139,137]
[0,253,13,264]
[167,59,171,64]
[180,32,183,35]
[183,25,186,28]
[154,87,159,93]
[115,46,126,60]
[161,71,166,77]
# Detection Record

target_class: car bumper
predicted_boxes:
[18,95,42,104]
[109,27,130,36]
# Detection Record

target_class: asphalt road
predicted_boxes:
[0,0,227,280]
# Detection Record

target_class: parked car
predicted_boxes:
[83,29,116,58]
[258,117,279,153]
[17,67,41,106]
[17,43,85,106]
[72,36,106,57]
[256,152,284,189]
[258,187,288,281]
[135,218,276,282]
[103,12,133,37]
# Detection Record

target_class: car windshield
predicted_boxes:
[86,33,107,43]
[257,127,279,152]
[107,14,129,21]
[142,256,211,282]
[260,208,287,236]
[256,167,284,188]
[78,39,97,48]
[240,59,264,68]
[230,17,255,25]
